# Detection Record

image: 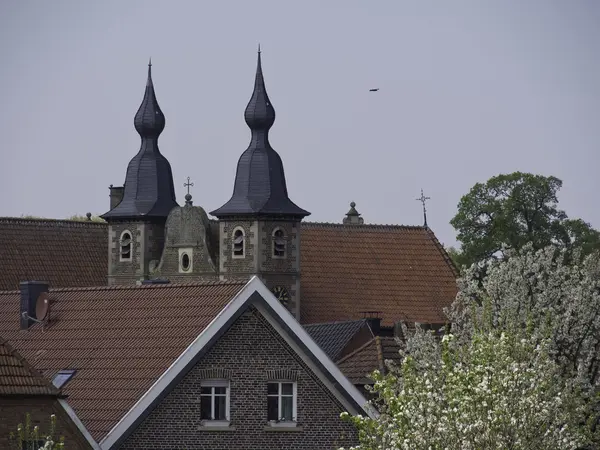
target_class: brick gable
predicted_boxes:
[120,308,359,450]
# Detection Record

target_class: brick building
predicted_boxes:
[0,338,96,449]
[0,278,370,449]
[0,50,458,449]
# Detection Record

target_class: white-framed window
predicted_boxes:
[267,381,297,426]
[200,380,230,426]
[232,227,245,258]
[272,228,286,258]
[178,248,193,273]
[119,230,132,261]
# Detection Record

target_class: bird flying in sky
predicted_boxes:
[369,88,379,92]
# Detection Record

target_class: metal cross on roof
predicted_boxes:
[416,189,431,228]
[184,176,194,195]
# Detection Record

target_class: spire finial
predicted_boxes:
[244,49,275,130]
[416,189,431,227]
[258,43,261,53]
[134,61,165,138]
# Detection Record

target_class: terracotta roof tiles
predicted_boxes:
[300,223,458,326]
[337,336,402,385]
[0,218,108,291]
[0,280,245,441]
[0,337,61,396]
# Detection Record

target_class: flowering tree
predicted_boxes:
[449,244,600,387]
[341,328,596,449]
[9,413,65,450]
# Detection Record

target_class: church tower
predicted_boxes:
[211,49,310,319]
[101,61,178,285]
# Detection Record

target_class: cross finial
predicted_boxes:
[183,177,194,205]
[416,188,431,227]
[184,176,194,195]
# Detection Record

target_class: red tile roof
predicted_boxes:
[300,223,458,326]
[0,281,245,441]
[337,336,402,385]
[0,218,108,291]
[0,337,62,396]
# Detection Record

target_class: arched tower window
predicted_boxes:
[272,228,286,258]
[232,228,245,258]
[120,230,132,262]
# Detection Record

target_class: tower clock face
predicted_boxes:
[272,286,290,306]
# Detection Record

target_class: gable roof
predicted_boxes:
[0,337,61,396]
[0,217,458,326]
[100,276,373,449]
[0,218,108,291]
[300,223,458,325]
[0,280,245,442]
[304,319,369,361]
[337,336,402,385]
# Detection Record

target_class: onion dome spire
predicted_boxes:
[134,58,166,138]
[211,48,309,219]
[244,45,275,132]
[102,60,178,220]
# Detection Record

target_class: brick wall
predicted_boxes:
[108,221,166,285]
[120,308,359,450]
[0,397,92,450]
[219,220,257,276]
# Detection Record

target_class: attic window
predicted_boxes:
[52,369,76,389]
[120,231,132,261]
[232,228,245,258]
[272,228,286,258]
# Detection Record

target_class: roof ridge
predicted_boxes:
[304,318,366,328]
[0,279,248,295]
[336,337,377,365]
[424,226,460,278]
[302,221,426,230]
[0,336,63,397]
[0,217,107,227]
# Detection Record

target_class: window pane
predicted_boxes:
[267,383,278,395]
[200,387,212,396]
[200,395,212,420]
[282,383,293,395]
[267,396,279,420]
[214,394,227,420]
[281,396,293,421]
[214,386,227,395]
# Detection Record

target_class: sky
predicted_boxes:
[0,1,599,248]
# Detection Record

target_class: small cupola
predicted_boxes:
[343,201,364,225]
[101,60,178,221]
[210,47,309,219]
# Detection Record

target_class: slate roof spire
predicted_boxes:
[102,61,178,220]
[211,49,309,219]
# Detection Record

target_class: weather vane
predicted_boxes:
[416,189,431,227]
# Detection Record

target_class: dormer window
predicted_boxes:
[232,228,245,258]
[272,228,286,258]
[120,231,132,261]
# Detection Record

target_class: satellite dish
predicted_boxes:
[35,292,50,321]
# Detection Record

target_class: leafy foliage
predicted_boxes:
[66,214,106,222]
[450,172,600,268]
[9,413,65,450]
[341,328,595,449]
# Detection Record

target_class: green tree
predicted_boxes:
[450,172,600,268]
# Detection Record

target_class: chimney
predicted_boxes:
[20,281,49,330]
[109,184,125,210]
[343,201,364,225]
[365,317,381,335]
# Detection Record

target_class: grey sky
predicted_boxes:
[1,1,599,248]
